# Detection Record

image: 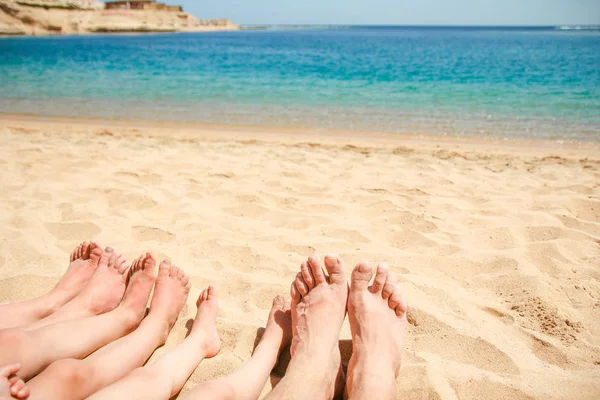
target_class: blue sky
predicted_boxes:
[169,0,600,25]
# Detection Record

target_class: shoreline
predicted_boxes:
[1,113,599,159]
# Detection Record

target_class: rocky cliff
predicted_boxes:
[0,0,239,35]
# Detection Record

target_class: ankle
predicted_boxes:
[347,356,397,399]
[115,304,146,332]
[41,291,65,316]
[286,353,339,399]
[142,314,171,343]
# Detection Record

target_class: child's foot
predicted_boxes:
[25,248,131,330]
[48,241,103,308]
[190,286,221,358]
[261,295,292,356]
[67,247,131,314]
[147,260,191,342]
[118,253,158,326]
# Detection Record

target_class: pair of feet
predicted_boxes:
[287,255,407,399]
[49,242,193,335]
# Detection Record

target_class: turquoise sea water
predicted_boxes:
[1,27,599,140]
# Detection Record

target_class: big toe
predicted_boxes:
[324,254,347,286]
[351,261,374,291]
[272,294,286,311]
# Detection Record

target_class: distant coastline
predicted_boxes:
[240,24,600,31]
[0,0,239,36]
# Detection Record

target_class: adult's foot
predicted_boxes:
[26,248,131,330]
[145,260,191,342]
[345,262,407,400]
[188,286,221,358]
[288,255,348,399]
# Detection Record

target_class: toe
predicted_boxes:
[10,379,25,396]
[300,261,315,289]
[143,254,157,276]
[295,272,309,296]
[308,255,327,285]
[97,249,112,268]
[18,385,30,400]
[70,248,76,262]
[388,289,402,310]
[89,243,103,265]
[107,251,120,269]
[392,286,407,316]
[78,242,87,260]
[82,242,92,260]
[324,254,347,286]
[369,263,389,294]
[284,298,292,311]
[273,294,286,310]
[115,254,129,274]
[180,273,190,286]
[158,259,171,277]
[206,286,217,301]
[290,281,301,303]
[382,272,396,300]
[175,265,186,281]
[75,243,82,260]
[351,261,374,291]
[0,364,20,378]
[130,256,141,273]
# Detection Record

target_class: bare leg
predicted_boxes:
[344,263,407,400]
[27,259,189,400]
[88,285,220,400]
[25,245,133,331]
[0,242,102,330]
[180,295,291,400]
[266,255,348,400]
[0,364,29,400]
[0,249,139,380]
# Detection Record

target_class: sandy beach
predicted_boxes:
[0,114,598,399]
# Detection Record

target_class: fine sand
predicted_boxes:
[0,115,599,399]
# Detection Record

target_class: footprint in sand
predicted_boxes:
[408,307,519,375]
[132,226,175,243]
[398,366,442,399]
[0,275,57,303]
[45,222,101,241]
[450,379,533,400]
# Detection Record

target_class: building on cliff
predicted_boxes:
[104,0,182,11]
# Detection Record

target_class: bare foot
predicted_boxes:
[289,255,348,399]
[25,248,131,331]
[47,241,103,307]
[0,364,29,400]
[345,262,407,400]
[68,247,131,315]
[262,295,292,356]
[189,286,221,358]
[118,253,158,326]
[146,260,191,342]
